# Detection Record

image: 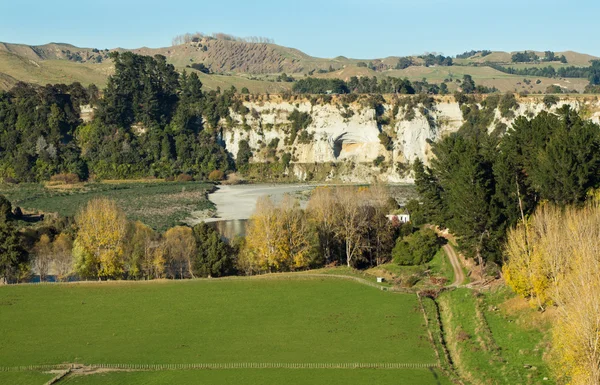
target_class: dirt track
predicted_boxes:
[444,244,465,287]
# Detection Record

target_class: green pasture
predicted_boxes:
[0,278,436,367]
[0,181,214,231]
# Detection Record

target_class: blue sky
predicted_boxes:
[2,0,599,58]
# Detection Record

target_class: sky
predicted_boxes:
[1,0,599,58]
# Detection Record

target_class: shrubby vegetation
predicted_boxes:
[392,228,440,265]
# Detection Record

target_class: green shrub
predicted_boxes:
[392,228,440,265]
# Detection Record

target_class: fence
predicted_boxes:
[0,362,440,372]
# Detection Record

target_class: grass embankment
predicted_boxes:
[438,287,553,385]
[0,181,214,231]
[367,248,455,289]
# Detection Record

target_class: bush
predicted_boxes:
[543,95,560,108]
[392,228,440,265]
[208,170,225,181]
[176,173,194,182]
[50,173,80,184]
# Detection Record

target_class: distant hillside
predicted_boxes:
[0,39,598,93]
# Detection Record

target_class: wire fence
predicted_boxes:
[0,362,440,372]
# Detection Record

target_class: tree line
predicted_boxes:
[412,105,600,269]
[0,185,440,283]
[0,196,235,283]
[0,52,240,182]
[486,60,600,89]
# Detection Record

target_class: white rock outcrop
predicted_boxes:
[222,96,600,182]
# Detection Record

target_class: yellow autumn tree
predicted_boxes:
[164,226,196,279]
[242,196,287,273]
[52,233,73,282]
[75,198,128,279]
[504,201,600,384]
[32,234,53,282]
[280,194,315,270]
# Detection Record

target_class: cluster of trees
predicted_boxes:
[459,74,498,94]
[488,60,600,89]
[455,50,492,59]
[511,51,540,63]
[172,32,274,46]
[412,106,600,267]
[0,197,236,283]
[292,76,448,95]
[0,52,238,182]
[239,186,402,274]
[419,54,453,67]
[511,50,568,64]
[73,198,234,280]
[503,201,600,384]
[0,82,97,182]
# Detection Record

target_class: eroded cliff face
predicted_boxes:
[222,95,600,182]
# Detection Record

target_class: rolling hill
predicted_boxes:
[0,38,597,93]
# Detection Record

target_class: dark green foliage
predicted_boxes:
[286,110,313,144]
[373,155,385,167]
[396,57,413,69]
[498,93,518,118]
[0,220,28,283]
[461,75,476,94]
[511,51,539,63]
[192,223,234,277]
[416,105,600,265]
[292,76,416,95]
[276,73,295,82]
[392,228,440,265]
[292,78,349,94]
[543,95,560,107]
[0,195,12,221]
[378,132,393,151]
[456,50,491,59]
[420,54,453,67]
[189,63,210,74]
[236,140,252,169]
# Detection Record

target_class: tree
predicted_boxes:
[307,187,341,265]
[242,196,287,273]
[392,228,440,265]
[0,221,28,283]
[279,195,316,270]
[164,226,196,278]
[333,187,369,267]
[0,195,12,221]
[32,234,53,282]
[52,233,73,282]
[504,201,600,384]
[74,198,128,279]
[124,221,160,279]
[192,222,234,277]
[461,75,476,94]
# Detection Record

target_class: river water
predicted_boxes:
[203,184,317,241]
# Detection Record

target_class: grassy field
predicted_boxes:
[59,368,453,385]
[0,181,214,231]
[437,288,553,385]
[0,276,449,384]
[0,371,57,385]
